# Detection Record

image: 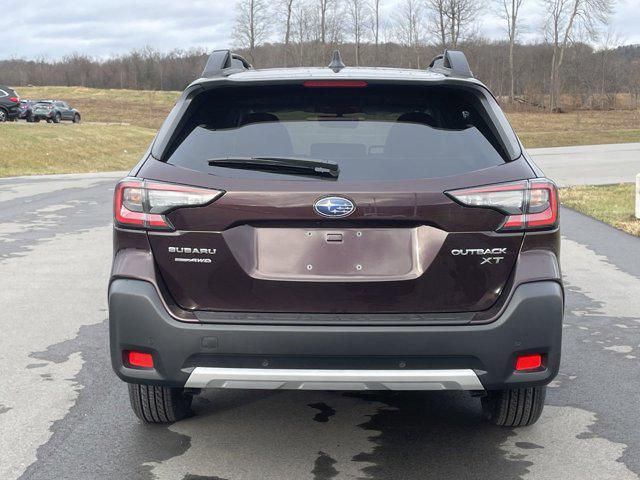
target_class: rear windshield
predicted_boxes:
[166,85,520,181]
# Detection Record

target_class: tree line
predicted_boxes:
[234,0,625,111]
[1,0,638,111]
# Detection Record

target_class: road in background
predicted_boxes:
[529,142,640,187]
[1,147,640,479]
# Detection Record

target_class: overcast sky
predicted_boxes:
[1,0,639,60]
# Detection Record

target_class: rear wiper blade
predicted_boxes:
[207,156,340,179]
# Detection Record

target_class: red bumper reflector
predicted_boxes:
[128,351,154,368]
[516,354,542,371]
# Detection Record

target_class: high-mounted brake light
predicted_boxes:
[114,178,223,230]
[446,179,558,232]
[303,80,368,88]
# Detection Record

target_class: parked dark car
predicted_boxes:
[109,50,563,427]
[18,100,37,122]
[0,85,20,122]
[32,100,81,123]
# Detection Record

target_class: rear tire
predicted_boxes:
[53,113,61,123]
[481,386,546,427]
[127,383,193,424]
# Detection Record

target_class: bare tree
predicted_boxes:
[427,0,448,47]
[497,0,525,102]
[394,0,425,67]
[281,0,295,45]
[326,0,347,44]
[446,0,482,48]
[279,0,296,65]
[318,0,333,44]
[597,26,623,108]
[373,0,381,47]
[233,0,271,60]
[543,0,613,111]
[312,0,339,64]
[292,1,314,66]
[426,0,480,48]
[347,0,371,66]
[371,0,382,63]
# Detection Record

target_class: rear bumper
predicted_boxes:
[109,279,563,391]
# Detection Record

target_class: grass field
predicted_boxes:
[17,86,640,138]
[1,86,639,177]
[561,183,640,237]
[17,86,179,129]
[0,123,155,177]
[508,109,640,148]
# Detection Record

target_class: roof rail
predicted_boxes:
[202,50,252,78]
[427,50,473,78]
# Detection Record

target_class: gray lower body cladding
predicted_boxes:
[108,279,563,391]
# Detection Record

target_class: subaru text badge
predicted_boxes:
[314,196,355,218]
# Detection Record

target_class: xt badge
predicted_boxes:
[451,248,507,265]
[481,256,504,265]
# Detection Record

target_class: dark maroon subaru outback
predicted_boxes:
[109,50,563,426]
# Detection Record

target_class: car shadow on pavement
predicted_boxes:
[345,390,530,480]
[175,388,530,480]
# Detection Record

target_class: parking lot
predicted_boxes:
[1,160,639,479]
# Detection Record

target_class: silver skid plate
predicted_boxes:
[184,367,484,391]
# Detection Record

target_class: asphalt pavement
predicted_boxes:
[529,142,640,186]
[1,145,640,479]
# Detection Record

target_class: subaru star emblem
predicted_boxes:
[314,196,355,218]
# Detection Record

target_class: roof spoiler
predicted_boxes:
[427,50,473,78]
[202,50,252,78]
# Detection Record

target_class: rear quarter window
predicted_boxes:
[163,84,520,182]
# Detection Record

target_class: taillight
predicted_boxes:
[446,179,558,232]
[9,96,19,103]
[114,178,223,230]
